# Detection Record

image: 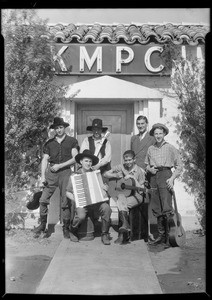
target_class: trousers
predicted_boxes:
[114,193,143,213]
[149,169,173,218]
[72,201,112,227]
[39,166,72,220]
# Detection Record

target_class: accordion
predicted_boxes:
[71,170,109,208]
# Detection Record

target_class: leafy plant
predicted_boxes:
[161,43,205,232]
[3,9,67,196]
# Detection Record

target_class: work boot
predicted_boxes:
[101,233,110,245]
[114,232,124,244]
[119,211,130,233]
[149,215,165,245]
[101,219,111,245]
[70,226,79,242]
[33,215,47,238]
[62,219,70,239]
[163,215,171,249]
[122,231,131,244]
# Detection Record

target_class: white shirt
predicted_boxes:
[80,136,112,166]
[139,130,147,141]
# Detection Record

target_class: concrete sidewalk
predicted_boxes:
[36,227,162,295]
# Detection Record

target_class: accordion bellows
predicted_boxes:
[71,170,109,208]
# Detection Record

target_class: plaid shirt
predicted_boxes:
[145,141,183,177]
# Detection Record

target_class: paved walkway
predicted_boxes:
[36,227,162,295]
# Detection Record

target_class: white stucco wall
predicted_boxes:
[158,89,197,216]
[60,81,198,217]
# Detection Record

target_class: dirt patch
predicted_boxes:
[5,228,62,295]
[148,230,206,294]
[4,189,206,295]
[4,227,206,295]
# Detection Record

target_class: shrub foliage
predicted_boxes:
[4,9,66,196]
[161,44,205,232]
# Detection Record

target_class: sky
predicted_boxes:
[35,8,210,25]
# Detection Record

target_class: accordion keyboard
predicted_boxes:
[74,175,88,207]
[71,170,109,208]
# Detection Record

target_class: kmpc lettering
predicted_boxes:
[53,44,169,75]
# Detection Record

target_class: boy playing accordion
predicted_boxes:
[66,149,112,245]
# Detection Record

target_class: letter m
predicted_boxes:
[80,46,102,73]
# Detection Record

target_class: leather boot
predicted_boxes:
[163,215,171,249]
[33,215,47,238]
[119,211,130,233]
[122,231,131,244]
[62,219,70,239]
[149,215,165,245]
[101,219,110,245]
[70,225,79,242]
[114,232,124,244]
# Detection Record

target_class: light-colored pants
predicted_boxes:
[115,193,142,212]
[71,201,112,227]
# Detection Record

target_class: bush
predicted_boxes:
[160,44,205,232]
[3,9,67,194]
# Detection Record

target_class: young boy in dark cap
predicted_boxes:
[145,123,183,248]
[33,117,78,239]
[66,149,112,245]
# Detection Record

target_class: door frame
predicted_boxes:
[76,101,134,136]
[75,101,134,166]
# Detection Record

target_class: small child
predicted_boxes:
[104,150,145,244]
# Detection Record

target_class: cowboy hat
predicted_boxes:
[150,123,169,136]
[50,117,69,129]
[26,190,42,210]
[75,149,99,166]
[86,119,108,132]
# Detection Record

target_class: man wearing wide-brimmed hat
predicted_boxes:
[66,149,112,245]
[145,123,183,248]
[33,117,79,239]
[80,119,111,180]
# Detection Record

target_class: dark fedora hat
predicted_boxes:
[26,190,42,210]
[86,119,108,132]
[75,149,99,166]
[50,117,69,129]
[150,123,169,136]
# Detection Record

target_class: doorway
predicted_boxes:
[76,103,133,166]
